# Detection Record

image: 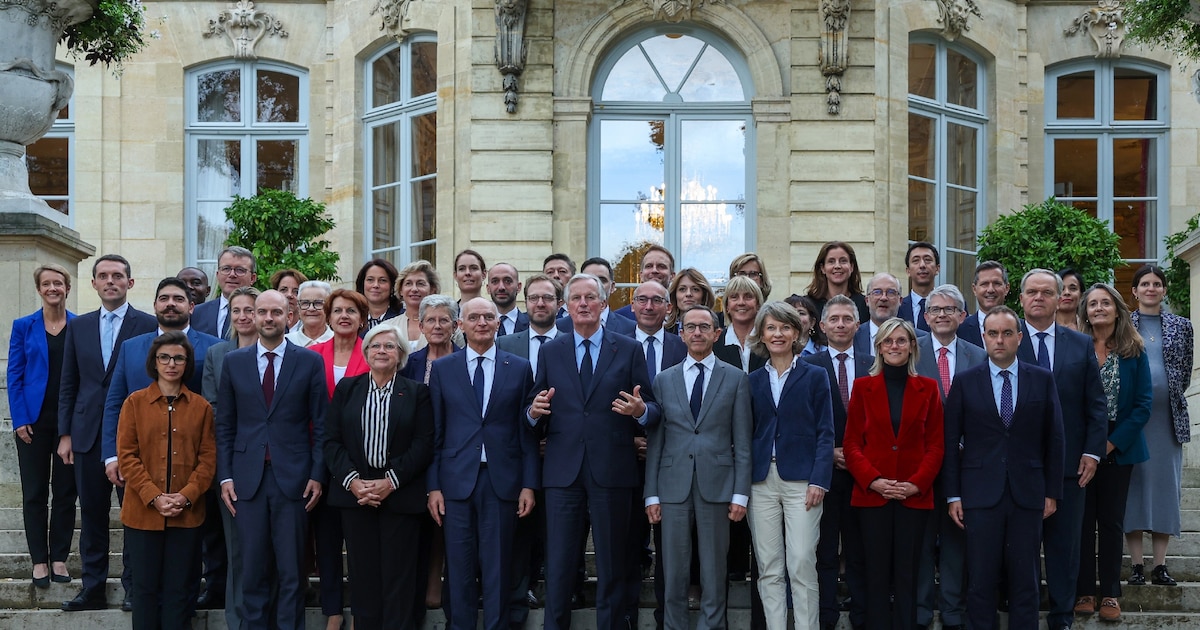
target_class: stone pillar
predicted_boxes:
[0,212,94,491]
[1175,228,1200,466]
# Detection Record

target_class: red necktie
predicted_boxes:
[836,353,850,410]
[263,351,277,408]
[937,347,951,395]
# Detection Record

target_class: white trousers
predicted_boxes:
[749,462,823,630]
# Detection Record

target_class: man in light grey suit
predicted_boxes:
[914,284,987,630]
[645,305,752,630]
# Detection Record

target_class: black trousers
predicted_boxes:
[126,525,202,630]
[1077,462,1134,599]
[817,469,865,628]
[857,502,928,630]
[311,495,346,616]
[343,509,422,630]
[15,415,76,565]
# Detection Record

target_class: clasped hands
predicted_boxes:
[350,477,393,508]
[529,385,647,420]
[152,493,188,518]
[868,477,919,501]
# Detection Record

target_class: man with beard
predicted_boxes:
[898,242,940,333]
[958,261,1011,348]
[489,262,529,337]
[178,267,212,305]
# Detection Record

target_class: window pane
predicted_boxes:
[908,43,936,99]
[26,137,69,198]
[197,201,232,263]
[599,119,665,200]
[412,243,435,266]
[908,113,934,180]
[681,200,745,285]
[1113,137,1155,198]
[197,69,241,123]
[412,112,436,177]
[196,140,242,197]
[412,178,436,242]
[599,202,663,280]
[946,48,978,109]
[908,179,935,243]
[373,185,399,253]
[57,103,69,120]
[1114,68,1156,121]
[372,49,401,109]
[945,251,977,311]
[1065,199,1098,219]
[946,187,977,252]
[680,120,745,201]
[946,123,977,188]
[1056,70,1095,119]
[1053,138,1098,198]
[1113,200,1155,260]
[678,46,744,102]
[256,140,297,193]
[641,35,705,93]
[602,47,667,101]
[411,41,437,98]
[372,122,401,186]
[257,70,300,123]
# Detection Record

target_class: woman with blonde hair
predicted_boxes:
[387,260,441,352]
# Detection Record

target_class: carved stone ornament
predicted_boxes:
[631,0,726,24]
[203,0,287,60]
[371,0,419,41]
[933,0,981,42]
[495,0,528,114]
[1064,0,1126,59]
[818,0,850,115]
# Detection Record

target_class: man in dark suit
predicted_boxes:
[1014,269,1107,630]
[956,261,1010,348]
[614,245,676,321]
[803,294,871,630]
[57,254,158,612]
[192,246,257,338]
[177,267,211,305]
[488,262,530,336]
[557,257,638,337]
[428,298,539,630]
[646,305,752,630]
[853,272,928,357]
[542,254,575,320]
[897,242,939,333]
[527,273,660,630]
[913,284,986,630]
[216,290,327,629]
[943,306,1065,630]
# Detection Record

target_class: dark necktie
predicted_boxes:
[999,369,1013,428]
[690,363,705,421]
[473,356,486,412]
[646,336,658,383]
[262,351,277,408]
[497,315,508,337]
[220,302,231,338]
[1036,332,1051,370]
[836,352,850,410]
[579,339,594,393]
[916,297,929,332]
[534,335,549,350]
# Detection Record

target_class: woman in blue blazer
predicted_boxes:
[1075,284,1151,622]
[6,263,77,588]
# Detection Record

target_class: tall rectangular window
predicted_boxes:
[26,66,74,223]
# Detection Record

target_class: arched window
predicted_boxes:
[907,36,988,296]
[364,35,437,267]
[185,60,308,271]
[590,27,754,289]
[26,64,74,224]
[1045,59,1169,292]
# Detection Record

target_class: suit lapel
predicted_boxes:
[585,335,618,401]
[695,362,727,428]
[267,343,299,415]
[778,360,802,406]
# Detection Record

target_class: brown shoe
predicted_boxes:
[1074,595,1096,614]
[1099,597,1121,621]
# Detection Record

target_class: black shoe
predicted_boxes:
[196,588,225,609]
[33,575,50,589]
[1128,563,1146,585]
[1152,564,1178,586]
[51,572,72,584]
[62,587,107,611]
[122,591,134,612]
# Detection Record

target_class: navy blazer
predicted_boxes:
[1106,351,1152,466]
[749,359,835,489]
[956,313,984,348]
[803,350,874,447]
[942,361,1065,511]
[1017,323,1107,474]
[102,328,224,461]
[497,310,530,336]
[7,308,76,430]
[898,294,927,330]
[427,349,539,501]
[655,332,688,374]
[58,306,158,450]
[324,372,433,513]
[529,330,661,488]
[215,340,328,500]
[557,310,637,338]
[613,304,636,321]
[191,298,222,338]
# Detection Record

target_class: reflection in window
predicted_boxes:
[365,35,438,267]
[25,65,74,221]
[907,38,986,300]
[591,28,753,300]
[1046,60,1167,297]
[187,61,307,271]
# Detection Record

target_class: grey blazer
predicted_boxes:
[645,358,752,504]
[915,336,988,400]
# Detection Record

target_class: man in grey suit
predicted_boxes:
[645,305,752,630]
[914,284,986,630]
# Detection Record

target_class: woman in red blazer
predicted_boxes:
[844,317,944,630]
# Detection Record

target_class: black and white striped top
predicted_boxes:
[341,375,399,491]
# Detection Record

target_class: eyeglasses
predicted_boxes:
[298,300,325,311]
[526,294,557,304]
[682,323,714,333]
[734,270,763,280]
[879,337,911,347]
[465,313,497,322]
[155,353,187,365]
[218,266,251,277]
[367,342,401,352]
[632,296,667,306]
[926,306,961,316]
[868,289,901,298]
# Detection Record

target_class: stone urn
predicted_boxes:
[0,0,95,219]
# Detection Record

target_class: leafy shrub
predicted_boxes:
[224,189,340,289]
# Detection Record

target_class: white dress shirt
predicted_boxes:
[635,327,666,377]
[497,307,520,336]
[526,327,558,376]
[1026,322,1057,370]
[723,326,752,372]
[825,345,859,398]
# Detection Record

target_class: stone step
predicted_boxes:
[0,507,121,531]
[0,528,123,555]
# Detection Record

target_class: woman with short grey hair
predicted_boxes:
[286,280,334,347]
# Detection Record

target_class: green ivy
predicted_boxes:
[224,189,340,290]
[1122,0,1200,62]
[1163,212,1200,318]
[976,198,1124,315]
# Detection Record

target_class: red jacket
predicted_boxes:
[309,337,370,399]
[843,372,944,509]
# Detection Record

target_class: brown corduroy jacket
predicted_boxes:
[118,383,216,530]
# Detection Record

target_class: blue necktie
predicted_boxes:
[916,297,929,332]
[101,311,116,368]
[579,339,594,393]
[999,369,1013,428]
[497,315,508,337]
[473,356,486,412]
[690,363,705,421]
[1036,332,1051,370]
[646,336,658,383]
